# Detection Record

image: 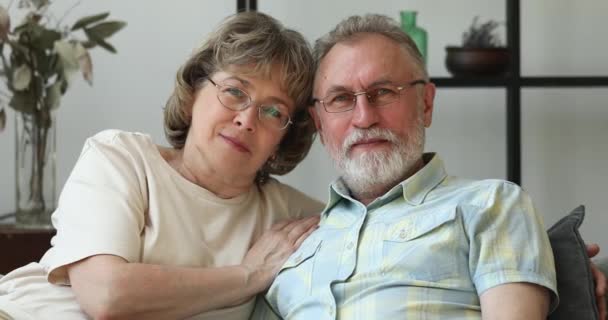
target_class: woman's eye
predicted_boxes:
[225,87,246,98]
[261,106,283,118]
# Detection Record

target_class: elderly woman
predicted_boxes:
[0,12,322,320]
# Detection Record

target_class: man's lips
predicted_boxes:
[220,134,251,153]
[350,138,389,149]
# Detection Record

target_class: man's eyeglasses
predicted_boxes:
[312,79,427,113]
[208,78,292,130]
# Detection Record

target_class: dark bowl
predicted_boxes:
[445,47,510,77]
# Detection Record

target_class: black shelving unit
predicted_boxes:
[237,0,608,185]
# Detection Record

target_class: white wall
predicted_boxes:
[1,1,606,249]
[0,0,234,214]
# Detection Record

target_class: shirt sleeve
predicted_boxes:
[40,131,148,285]
[249,295,283,320]
[464,180,558,304]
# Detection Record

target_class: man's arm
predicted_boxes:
[479,283,550,320]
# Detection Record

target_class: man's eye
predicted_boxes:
[375,87,396,96]
[330,93,353,103]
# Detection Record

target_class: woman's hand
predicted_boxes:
[241,215,320,292]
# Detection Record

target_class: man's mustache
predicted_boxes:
[342,128,398,155]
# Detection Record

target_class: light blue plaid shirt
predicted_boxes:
[251,153,557,319]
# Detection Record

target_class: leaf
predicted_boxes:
[82,40,96,49]
[0,108,5,132]
[44,81,62,110]
[96,38,116,53]
[0,5,10,40]
[12,64,32,91]
[71,12,110,31]
[34,28,62,50]
[84,21,126,39]
[54,40,80,71]
[85,31,117,53]
[75,44,93,85]
[9,91,37,114]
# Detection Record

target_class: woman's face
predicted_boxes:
[186,68,294,182]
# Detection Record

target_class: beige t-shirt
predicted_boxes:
[0,130,323,320]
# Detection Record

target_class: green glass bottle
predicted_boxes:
[400,11,428,65]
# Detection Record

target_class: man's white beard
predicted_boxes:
[327,116,425,200]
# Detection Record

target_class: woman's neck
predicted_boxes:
[160,146,254,199]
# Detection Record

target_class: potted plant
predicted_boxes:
[445,16,510,77]
[0,0,125,227]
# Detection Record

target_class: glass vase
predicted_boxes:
[15,110,56,229]
[400,11,428,66]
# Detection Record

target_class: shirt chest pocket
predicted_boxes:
[267,237,322,309]
[382,208,462,281]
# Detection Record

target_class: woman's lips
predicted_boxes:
[220,134,251,153]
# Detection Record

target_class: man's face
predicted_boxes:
[310,33,436,196]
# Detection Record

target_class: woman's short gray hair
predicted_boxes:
[164,12,316,184]
[313,14,428,79]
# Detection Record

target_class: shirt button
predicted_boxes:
[346,242,354,250]
[328,307,335,316]
[399,229,407,239]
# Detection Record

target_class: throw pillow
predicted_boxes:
[547,205,599,320]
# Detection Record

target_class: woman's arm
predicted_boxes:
[68,215,319,320]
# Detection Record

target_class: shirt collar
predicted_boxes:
[321,153,447,218]
[400,153,447,205]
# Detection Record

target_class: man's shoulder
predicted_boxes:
[441,176,522,193]
[436,176,527,208]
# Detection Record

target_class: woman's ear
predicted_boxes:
[308,106,325,144]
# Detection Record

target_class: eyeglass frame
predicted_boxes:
[312,79,427,113]
[207,78,293,130]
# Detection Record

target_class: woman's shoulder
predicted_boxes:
[86,130,154,151]
[78,130,161,165]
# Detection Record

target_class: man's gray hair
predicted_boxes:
[313,14,428,79]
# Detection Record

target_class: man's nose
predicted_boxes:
[351,93,379,129]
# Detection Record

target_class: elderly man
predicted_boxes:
[252,14,605,319]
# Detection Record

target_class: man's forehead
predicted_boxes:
[314,38,417,93]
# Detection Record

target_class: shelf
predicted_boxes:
[432,76,608,88]
[432,77,509,87]
[521,77,608,87]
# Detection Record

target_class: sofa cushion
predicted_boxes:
[547,205,599,320]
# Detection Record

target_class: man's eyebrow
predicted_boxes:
[324,79,396,94]
[367,79,394,87]
[325,85,351,94]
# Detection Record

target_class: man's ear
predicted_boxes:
[308,106,325,144]
[422,82,436,128]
